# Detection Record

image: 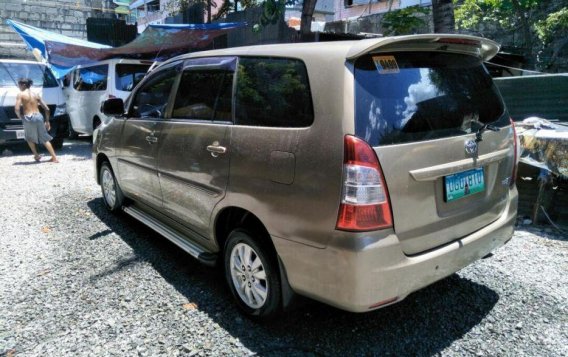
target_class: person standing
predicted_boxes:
[14,78,59,163]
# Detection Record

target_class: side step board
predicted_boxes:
[123,205,217,267]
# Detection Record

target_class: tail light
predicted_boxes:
[510,118,519,188]
[336,135,393,231]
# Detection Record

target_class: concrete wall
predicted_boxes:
[0,0,93,60]
[325,6,432,36]
[334,0,400,22]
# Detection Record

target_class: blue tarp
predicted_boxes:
[7,19,246,79]
[7,19,110,78]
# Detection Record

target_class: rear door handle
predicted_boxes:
[206,141,227,157]
[146,135,158,144]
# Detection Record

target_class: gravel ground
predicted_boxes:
[1,139,567,357]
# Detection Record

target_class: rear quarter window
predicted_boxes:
[73,64,109,91]
[235,57,314,127]
[115,64,151,92]
[354,52,508,146]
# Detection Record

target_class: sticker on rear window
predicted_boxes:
[372,56,400,74]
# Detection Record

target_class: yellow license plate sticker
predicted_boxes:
[372,56,400,74]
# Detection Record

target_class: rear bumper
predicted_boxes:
[275,189,518,312]
[0,114,69,144]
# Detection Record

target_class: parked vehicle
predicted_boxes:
[63,58,152,136]
[94,34,519,319]
[0,59,68,149]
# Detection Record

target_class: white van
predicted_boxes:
[0,59,68,149]
[63,58,153,136]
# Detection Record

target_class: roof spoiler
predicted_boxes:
[346,34,500,62]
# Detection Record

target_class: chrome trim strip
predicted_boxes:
[409,148,510,181]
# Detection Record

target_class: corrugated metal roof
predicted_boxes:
[494,74,568,122]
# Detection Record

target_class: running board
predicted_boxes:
[123,205,217,267]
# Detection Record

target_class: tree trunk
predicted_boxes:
[300,0,318,40]
[432,0,455,33]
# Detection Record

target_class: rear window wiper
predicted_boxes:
[473,120,500,142]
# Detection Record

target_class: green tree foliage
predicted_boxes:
[454,0,540,30]
[453,0,568,70]
[535,8,568,44]
[382,5,431,36]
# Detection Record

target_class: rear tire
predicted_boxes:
[99,162,124,212]
[224,229,281,320]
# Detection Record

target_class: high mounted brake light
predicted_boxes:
[436,38,481,48]
[336,135,393,231]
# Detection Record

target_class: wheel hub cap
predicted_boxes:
[101,169,116,207]
[230,243,268,309]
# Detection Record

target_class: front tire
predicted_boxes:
[224,229,281,319]
[99,162,124,212]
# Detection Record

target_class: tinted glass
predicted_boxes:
[0,62,58,88]
[73,65,108,91]
[235,57,313,127]
[172,69,233,121]
[354,52,507,146]
[130,68,177,119]
[115,64,151,92]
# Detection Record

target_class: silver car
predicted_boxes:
[94,34,519,319]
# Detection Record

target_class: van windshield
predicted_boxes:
[354,52,507,146]
[0,62,59,88]
[115,64,151,92]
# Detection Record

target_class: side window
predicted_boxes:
[130,68,177,119]
[235,57,314,127]
[73,65,108,91]
[115,64,151,92]
[172,69,234,121]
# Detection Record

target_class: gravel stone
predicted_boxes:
[1,139,567,356]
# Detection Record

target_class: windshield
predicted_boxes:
[354,52,507,146]
[115,64,151,92]
[0,62,59,88]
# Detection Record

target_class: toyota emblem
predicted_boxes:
[464,139,478,157]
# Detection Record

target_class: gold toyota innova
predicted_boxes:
[94,34,519,319]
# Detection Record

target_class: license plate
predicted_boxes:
[16,130,25,139]
[444,167,485,202]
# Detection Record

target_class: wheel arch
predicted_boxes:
[215,206,273,254]
[95,153,111,184]
[214,206,297,308]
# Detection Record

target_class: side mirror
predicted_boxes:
[101,98,125,117]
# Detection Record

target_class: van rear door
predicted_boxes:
[353,47,516,255]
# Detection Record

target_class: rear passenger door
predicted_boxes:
[157,57,235,237]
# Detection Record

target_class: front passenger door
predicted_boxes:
[118,64,180,209]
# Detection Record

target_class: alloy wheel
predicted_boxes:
[101,169,116,208]
[229,242,268,309]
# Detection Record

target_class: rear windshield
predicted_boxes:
[115,64,151,92]
[0,62,59,88]
[354,52,507,146]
